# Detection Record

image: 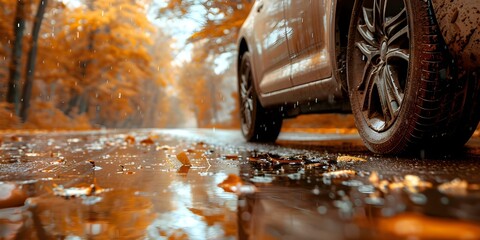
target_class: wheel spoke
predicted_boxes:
[355,41,380,62]
[357,24,377,47]
[385,7,407,36]
[388,25,408,46]
[384,65,403,112]
[362,7,375,33]
[372,0,386,34]
[386,48,409,62]
[377,68,394,123]
[360,66,380,112]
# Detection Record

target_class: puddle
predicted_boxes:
[1,130,480,239]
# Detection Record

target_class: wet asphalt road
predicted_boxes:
[1,129,480,239]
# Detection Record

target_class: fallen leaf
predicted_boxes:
[10,136,21,142]
[0,182,27,209]
[176,152,191,166]
[323,170,356,178]
[404,175,432,193]
[438,178,468,196]
[224,154,239,160]
[140,137,154,145]
[125,135,135,144]
[218,174,257,194]
[218,174,243,193]
[337,155,366,163]
[87,159,95,167]
[369,171,380,186]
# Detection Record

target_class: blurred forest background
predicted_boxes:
[0,0,354,131]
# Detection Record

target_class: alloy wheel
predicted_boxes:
[352,0,410,132]
[239,58,254,135]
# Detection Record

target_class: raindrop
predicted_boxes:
[409,193,427,205]
[317,206,327,214]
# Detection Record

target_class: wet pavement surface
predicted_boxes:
[1,129,480,239]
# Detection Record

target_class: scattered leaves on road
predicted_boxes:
[369,172,433,194]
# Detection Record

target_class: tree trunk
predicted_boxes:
[20,0,48,122]
[7,0,26,116]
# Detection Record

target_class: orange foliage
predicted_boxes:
[163,0,253,53]
[22,101,91,130]
[0,103,20,129]
[0,0,177,129]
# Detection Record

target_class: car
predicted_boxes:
[236,0,480,154]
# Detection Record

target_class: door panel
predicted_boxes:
[285,0,332,86]
[252,0,292,94]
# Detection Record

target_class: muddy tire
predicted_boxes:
[238,52,282,142]
[347,0,480,154]
[432,0,480,71]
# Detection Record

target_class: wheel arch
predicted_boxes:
[237,38,250,73]
[332,0,355,93]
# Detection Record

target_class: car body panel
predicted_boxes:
[238,0,346,114]
[251,0,292,94]
[285,0,332,86]
[431,0,480,71]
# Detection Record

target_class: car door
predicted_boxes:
[285,0,332,86]
[251,0,292,94]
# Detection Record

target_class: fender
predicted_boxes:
[431,0,480,71]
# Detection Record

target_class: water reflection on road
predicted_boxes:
[0,129,480,239]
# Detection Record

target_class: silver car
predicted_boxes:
[236,0,480,154]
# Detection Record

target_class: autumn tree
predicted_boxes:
[0,0,17,104]
[20,0,48,121]
[6,0,27,116]
[32,0,160,128]
[161,0,253,54]
[176,41,223,127]
[0,0,49,125]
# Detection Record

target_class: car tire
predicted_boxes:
[238,52,282,142]
[347,0,480,154]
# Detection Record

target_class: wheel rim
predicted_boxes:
[352,0,410,132]
[240,58,254,135]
